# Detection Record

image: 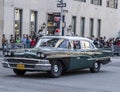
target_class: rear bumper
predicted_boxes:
[2,57,51,71]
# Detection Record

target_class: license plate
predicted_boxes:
[17,64,25,70]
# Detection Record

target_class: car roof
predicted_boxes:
[41,36,93,42]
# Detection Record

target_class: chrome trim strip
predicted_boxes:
[88,56,111,61]
[2,61,51,71]
[4,57,49,62]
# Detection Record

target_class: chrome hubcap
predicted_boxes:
[95,63,98,68]
[53,65,59,73]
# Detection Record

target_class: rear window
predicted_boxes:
[81,40,91,49]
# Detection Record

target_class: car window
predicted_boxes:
[81,40,91,49]
[58,39,70,49]
[73,40,81,49]
[36,38,59,47]
[91,42,96,49]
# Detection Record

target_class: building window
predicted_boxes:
[106,0,118,9]
[97,19,101,37]
[30,11,37,37]
[74,0,86,3]
[80,0,86,2]
[15,9,23,37]
[80,17,85,37]
[47,13,65,36]
[89,18,94,37]
[72,16,77,35]
[47,14,54,35]
[91,0,102,5]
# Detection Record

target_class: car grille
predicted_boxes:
[6,58,39,69]
[9,63,35,69]
[7,59,39,64]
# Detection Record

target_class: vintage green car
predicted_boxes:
[2,36,111,77]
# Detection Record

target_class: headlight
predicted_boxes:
[41,53,45,58]
[7,52,11,56]
[37,52,46,58]
[37,53,41,57]
[4,51,12,56]
[4,52,8,56]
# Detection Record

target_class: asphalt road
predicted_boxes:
[0,54,120,92]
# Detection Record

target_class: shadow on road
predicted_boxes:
[3,69,110,79]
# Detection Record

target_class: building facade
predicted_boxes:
[0,0,120,47]
[0,0,4,44]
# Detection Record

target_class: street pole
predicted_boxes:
[57,0,66,36]
[60,4,63,36]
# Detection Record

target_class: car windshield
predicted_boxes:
[35,37,70,49]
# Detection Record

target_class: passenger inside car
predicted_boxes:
[58,39,70,49]
[73,40,81,49]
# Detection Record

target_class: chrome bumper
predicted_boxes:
[2,57,51,71]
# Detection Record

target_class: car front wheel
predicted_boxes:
[90,62,101,73]
[13,69,26,75]
[48,61,62,78]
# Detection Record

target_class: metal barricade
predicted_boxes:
[112,45,120,56]
[13,43,24,49]
[3,43,24,55]
[2,43,11,55]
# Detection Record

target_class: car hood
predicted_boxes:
[10,47,69,57]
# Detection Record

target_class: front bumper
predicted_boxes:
[2,57,51,71]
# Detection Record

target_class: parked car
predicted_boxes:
[2,36,111,78]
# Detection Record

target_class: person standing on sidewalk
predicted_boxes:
[30,37,37,48]
[26,35,31,48]
[15,34,21,44]
[21,34,26,48]
[1,34,8,55]
[9,34,15,49]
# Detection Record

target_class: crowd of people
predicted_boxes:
[1,33,120,50]
[1,34,38,52]
[1,29,45,52]
[92,36,120,48]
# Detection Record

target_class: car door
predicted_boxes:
[80,40,96,68]
[69,40,88,70]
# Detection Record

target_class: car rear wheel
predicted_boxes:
[13,69,26,75]
[90,62,101,73]
[48,61,62,78]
